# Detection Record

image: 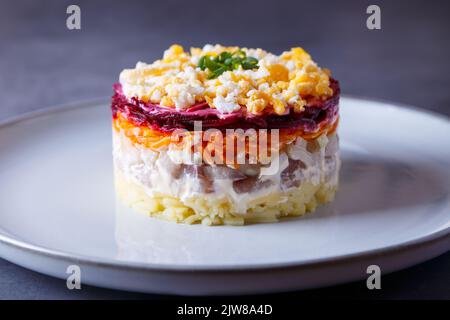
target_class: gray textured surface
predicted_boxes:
[0,0,449,299]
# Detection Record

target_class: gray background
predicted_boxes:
[0,0,449,299]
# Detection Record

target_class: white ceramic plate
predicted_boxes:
[0,97,449,295]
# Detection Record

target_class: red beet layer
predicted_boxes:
[111,78,340,133]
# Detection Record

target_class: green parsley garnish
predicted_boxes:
[198,50,259,79]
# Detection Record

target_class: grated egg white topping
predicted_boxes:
[119,44,333,115]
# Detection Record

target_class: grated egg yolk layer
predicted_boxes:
[119,44,334,115]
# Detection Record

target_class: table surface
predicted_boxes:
[0,0,449,299]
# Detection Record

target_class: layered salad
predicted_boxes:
[112,44,340,225]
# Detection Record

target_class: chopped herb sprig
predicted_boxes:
[198,50,259,79]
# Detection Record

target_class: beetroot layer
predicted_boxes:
[111,78,340,133]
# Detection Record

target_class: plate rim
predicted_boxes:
[0,95,449,273]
